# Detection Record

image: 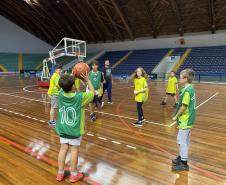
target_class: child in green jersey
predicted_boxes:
[55,73,94,183]
[172,68,196,171]
[88,60,104,121]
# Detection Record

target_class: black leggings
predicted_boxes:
[93,95,102,107]
[136,102,144,121]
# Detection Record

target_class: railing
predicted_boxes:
[152,72,226,83]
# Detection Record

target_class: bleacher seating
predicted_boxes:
[23,54,47,70]
[172,48,186,56]
[0,53,19,72]
[178,46,226,74]
[0,52,99,72]
[97,51,129,70]
[112,49,169,76]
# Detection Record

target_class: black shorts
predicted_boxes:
[166,93,176,96]
[92,95,102,104]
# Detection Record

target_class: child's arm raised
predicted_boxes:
[80,72,95,94]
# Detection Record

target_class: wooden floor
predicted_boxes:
[1,76,226,185]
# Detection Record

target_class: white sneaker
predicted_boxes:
[107,101,113,104]
[101,102,105,108]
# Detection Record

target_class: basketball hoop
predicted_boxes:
[72,51,84,57]
[40,37,86,81]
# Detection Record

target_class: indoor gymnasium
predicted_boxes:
[1,0,226,185]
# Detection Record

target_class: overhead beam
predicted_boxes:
[39,0,77,39]
[170,0,184,36]
[0,1,51,44]
[86,0,114,40]
[209,0,216,33]
[35,0,68,40]
[96,0,123,40]
[75,1,103,42]
[110,0,134,40]
[64,0,96,42]
[21,0,57,44]
[143,0,158,38]
[0,9,34,35]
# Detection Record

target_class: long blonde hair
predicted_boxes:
[131,67,148,79]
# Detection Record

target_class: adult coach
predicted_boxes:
[102,60,113,104]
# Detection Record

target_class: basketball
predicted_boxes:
[72,62,90,79]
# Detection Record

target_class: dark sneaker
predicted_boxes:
[172,156,181,165]
[90,113,96,122]
[133,121,143,127]
[48,120,56,127]
[172,161,189,171]
[160,101,166,105]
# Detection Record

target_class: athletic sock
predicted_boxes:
[58,170,64,174]
[70,171,78,176]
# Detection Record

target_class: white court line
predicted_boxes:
[0,105,139,150]
[169,92,219,127]
[0,93,49,103]
[23,85,44,93]
[195,92,219,109]
[85,109,167,127]
[86,133,94,137]
[97,136,107,141]
[126,145,136,150]
[1,93,166,127]
[111,140,121,145]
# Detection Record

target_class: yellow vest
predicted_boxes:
[134,77,149,102]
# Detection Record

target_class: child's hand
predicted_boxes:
[134,90,138,95]
[172,116,177,121]
[80,72,89,82]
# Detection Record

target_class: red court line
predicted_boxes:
[0,135,101,185]
[116,101,226,183]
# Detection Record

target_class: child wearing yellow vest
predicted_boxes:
[161,71,179,107]
[132,67,149,127]
[47,65,62,126]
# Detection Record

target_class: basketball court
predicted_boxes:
[1,1,226,184]
[1,76,226,185]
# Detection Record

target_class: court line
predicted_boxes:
[111,141,121,145]
[0,93,49,103]
[0,99,42,106]
[0,108,46,124]
[23,85,45,93]
[85,109,167,127]
[116,100,226,183]
[0,107,137,151]
[1,93,166,127]
[0,135,101,185]
[168,92,219,127]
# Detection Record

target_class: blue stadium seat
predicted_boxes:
[178,45,226,75]
[102,49,169,76]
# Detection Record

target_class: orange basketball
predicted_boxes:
[72,62,90,79]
